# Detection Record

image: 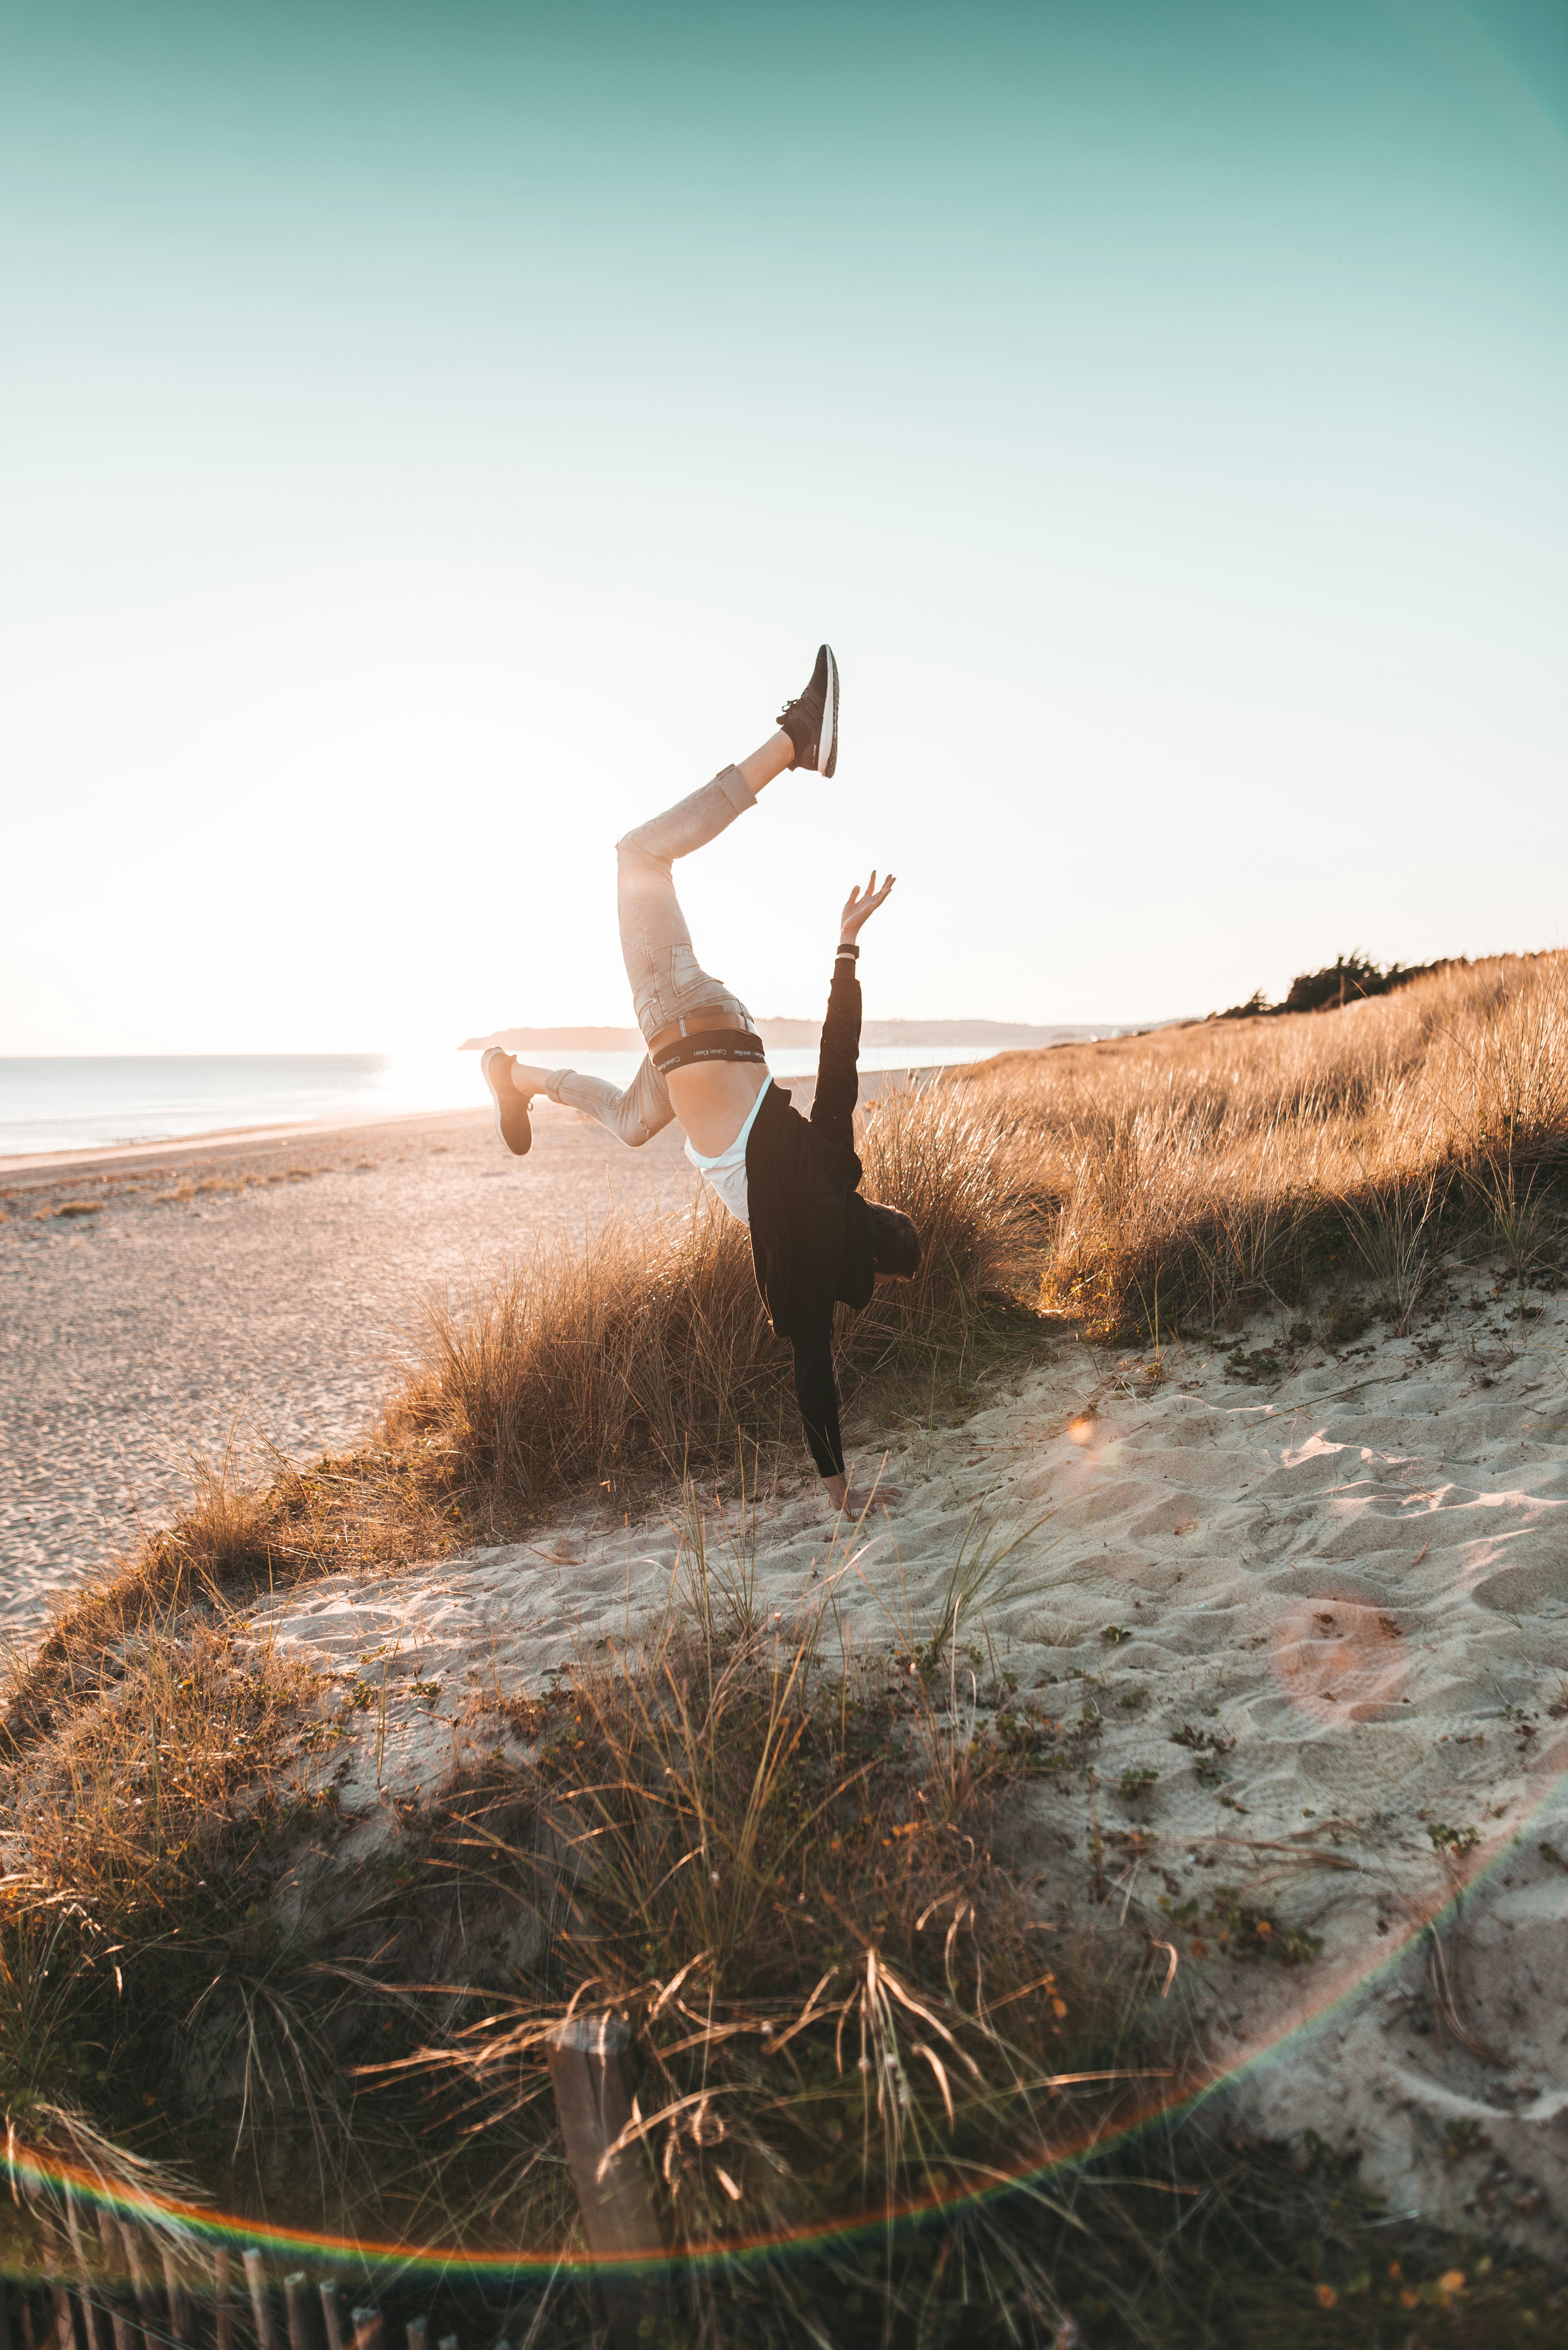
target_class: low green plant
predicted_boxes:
[1321,1297,1370,1347]
[1427,1821,1481,1856]
[1207,1889,1322,1966]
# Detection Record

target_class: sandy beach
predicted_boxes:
[0,1101,698,1617]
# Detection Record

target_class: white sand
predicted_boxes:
[239,1261,1568,2251]
[0,1102,696,1611]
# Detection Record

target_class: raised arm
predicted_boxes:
[812,870,896,1151]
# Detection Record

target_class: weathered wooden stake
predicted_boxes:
[242,2253,275,2350]
[78,2285,111,2350]
[316,2285,342,2350]
[115,2229,156,2350]
[213,2250,233,2350]
[40,2220,77,2350]
[283,2275,316,2350]
[546,2012,665,2350]
[88,2214,123,2350]
[38,2237,74,2350]
[349,2309,381,2350]
[403,2318,427,2350]
[436,2333,459,2350]
[160,2247,191,2350]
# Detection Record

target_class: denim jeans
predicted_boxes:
[547,766,760,1147]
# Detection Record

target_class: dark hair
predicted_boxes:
[866,1201,922,1279]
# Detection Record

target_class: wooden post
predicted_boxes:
[66,2201,106,2350]
[350,2310,381,2350]
[59,2198,89,2291]
[89,2215,131,2350]
[242,2254,275,2350]
[436,2334,459,2350]
[160,2248,191,2350]
[316,2285,342,2350]
[404,2320,427,2350]
[546,2013,665,2350]
[283,2276,317,2350]
[115,2230,156,2350]
[40,2222,76,2350]
[213,2250,233,2350]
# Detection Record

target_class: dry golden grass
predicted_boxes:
[945,951,1568,1333]
[355,1552,1172,2340]
[387,1081,1043,1503]
[1,1445,457,1764]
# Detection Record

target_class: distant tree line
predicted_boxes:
[1211,952,1461,1021]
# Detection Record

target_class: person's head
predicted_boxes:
[866,1201,922,1281]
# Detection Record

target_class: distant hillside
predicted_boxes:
[461,1018,1162,1053]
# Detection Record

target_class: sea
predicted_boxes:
[0,1044,1011,1159]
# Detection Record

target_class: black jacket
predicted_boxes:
[745,951,878,1476]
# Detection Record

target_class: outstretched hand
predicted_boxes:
[839,869,896,945]
[822,1471,903,1516]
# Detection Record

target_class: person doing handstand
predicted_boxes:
[480,645,920,1515]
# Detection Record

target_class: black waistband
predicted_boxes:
[653,1029,769,1077]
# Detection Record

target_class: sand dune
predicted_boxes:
[239,1267,1568,2250]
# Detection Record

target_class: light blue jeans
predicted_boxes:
[547,766,760,1147]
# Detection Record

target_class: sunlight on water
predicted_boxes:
[0,1045,1006,1157]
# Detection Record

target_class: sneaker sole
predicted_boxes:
[820,644,840,778]
[481,1048,532,1156]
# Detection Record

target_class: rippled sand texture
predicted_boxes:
[0,1104,695,1615]
[242,1272,1568,2248]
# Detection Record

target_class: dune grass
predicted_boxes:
[945,950,1568,1336]
[0,1537,1560,2344]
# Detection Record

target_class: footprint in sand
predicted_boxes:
[1271,1598,1408,1722]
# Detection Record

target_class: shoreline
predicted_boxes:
[0,1063,945,1191]
[0,1105,490,1189]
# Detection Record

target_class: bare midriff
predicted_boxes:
[650,1004,769,1157]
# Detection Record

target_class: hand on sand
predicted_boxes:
[844,1483,902,1515]
[839,870,896,944]
[823,1476,903,1516]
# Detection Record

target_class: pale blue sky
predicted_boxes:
[2,0,1564,1052]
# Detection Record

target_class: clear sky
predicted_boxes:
[3,0,1564,1054]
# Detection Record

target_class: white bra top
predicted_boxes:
[683,1075,772,1226]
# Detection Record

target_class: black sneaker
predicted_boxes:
[777,643,840,777]
[481,1047,533,1156]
